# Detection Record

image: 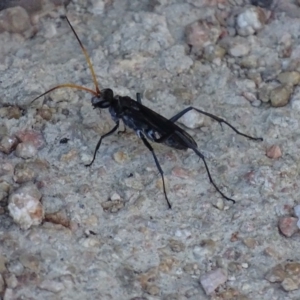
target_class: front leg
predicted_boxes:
[85,121,119,167]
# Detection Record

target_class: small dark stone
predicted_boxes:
[251,0,273,8]
[59,138,69,144]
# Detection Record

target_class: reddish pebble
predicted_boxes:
[16,130,45,149]
[278,217,298,237]
[266,145,282,159]
[171,167,190,179]
[185,20,221,51]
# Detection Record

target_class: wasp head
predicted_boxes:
[91,88,114,109]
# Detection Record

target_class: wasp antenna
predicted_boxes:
[64,16,101,95]
[31,83,98,104]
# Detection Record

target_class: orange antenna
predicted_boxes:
[31,84,98,104]
[64,16,101,95]
[31,16,101,105]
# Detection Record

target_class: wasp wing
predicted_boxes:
[120,97,198,149]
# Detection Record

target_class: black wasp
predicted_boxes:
[32,16,263,209]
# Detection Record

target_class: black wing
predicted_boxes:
[120,97,198,150]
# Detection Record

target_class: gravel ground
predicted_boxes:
[2,0,300,299]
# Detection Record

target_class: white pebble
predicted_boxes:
[297,219,300,230]
[15,142,37,159]
[294,205,300,217]
[8,185,44,229]
[200,268,228,295]
[179,109,205,129]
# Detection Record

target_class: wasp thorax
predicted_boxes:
[101,88,114,101]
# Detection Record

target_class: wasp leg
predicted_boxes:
[175,130,235,204]
[117,127,127,135]
[85,121,119,167]
[136,93,142,104]
[140,134,171,209]
[118,120,127,135]
[169,107,263,141]
[152,106,262,144]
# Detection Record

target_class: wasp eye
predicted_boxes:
[91,96,101,106]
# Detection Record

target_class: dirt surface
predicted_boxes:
[2,0,300,299]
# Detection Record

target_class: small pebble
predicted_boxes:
[242,91,257,103]
[277,71,300,86]
[278,217,298,237]
[39,279,65,293]
[236,6,266,36]
[281,277,299,292]
[110,192,121,201]
[179,109,205,129]
[228,42,250,57]
[15,142,38,159]
[45,210,70,228]
[37,106,52,121]
[203,44,226,62]
[0,6,33,36]
[16,130,45,149]
[145,284,160,296]
[0,274,4,293]
[113,150,128,163]
[8,184,44,229]
[294,205,300,218]
[266,145,282,159]
[4,274,18,289]
[0,136,19,154]
[251,99,262,107]
[215,198,225,210]
[168,239,185,252]
[200,268,228,295]
[101,200,124,213]
[240,56,258,69]
[0,106,22,119]
[243,237,258,249]
[258,84,272,103]
[270,85,292,107]
[185,20,221,51]
[241,263,249,269]
[0,181,10,202]
[14,162,36,183]
[80,237,101,248]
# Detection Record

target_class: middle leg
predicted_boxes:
[140,134,172,209]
